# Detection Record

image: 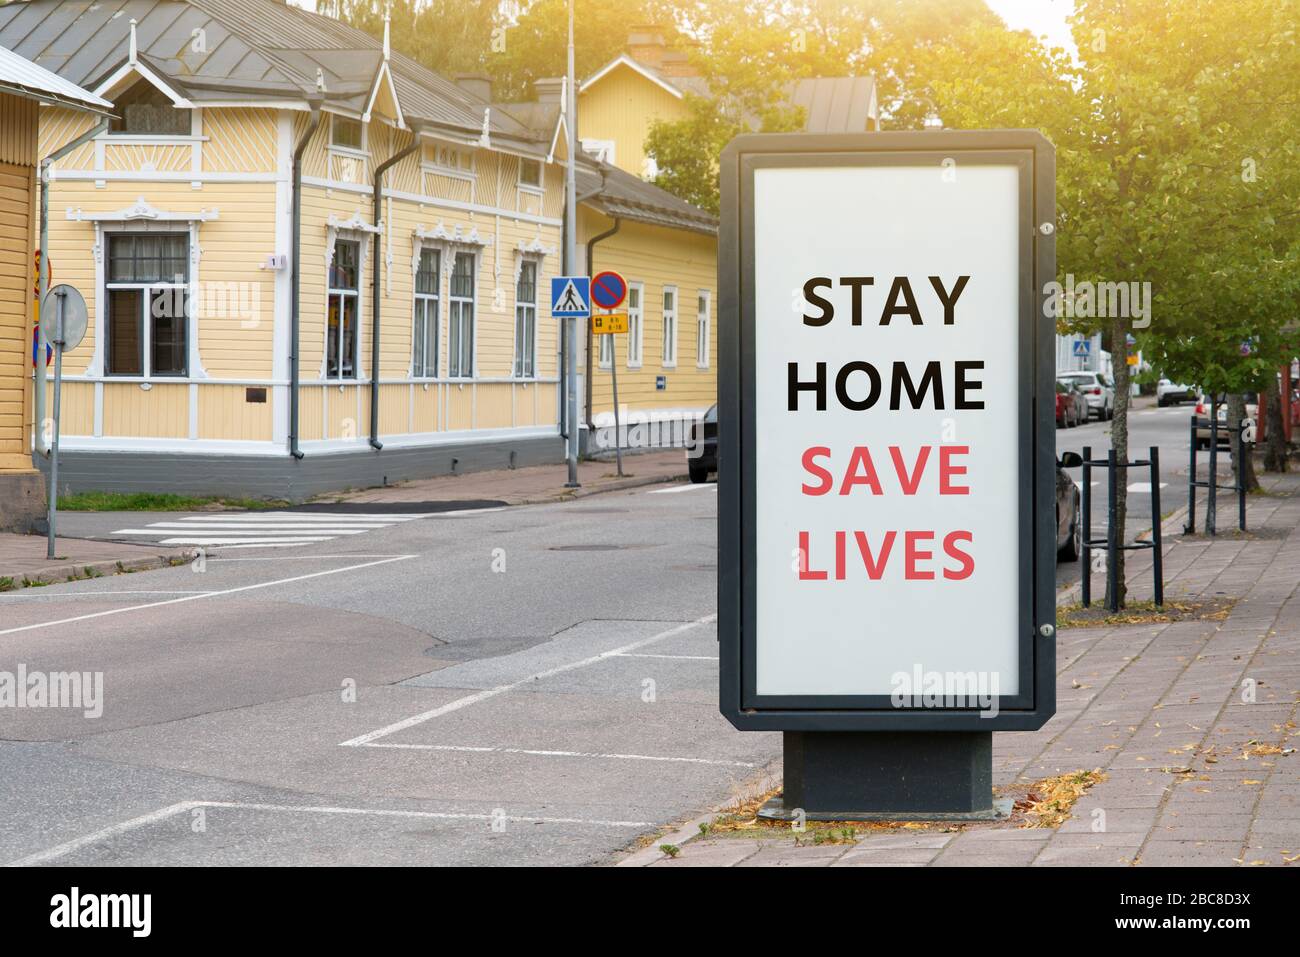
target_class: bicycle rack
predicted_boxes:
[1080,445,1164,612]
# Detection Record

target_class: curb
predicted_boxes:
[512,469,686,506]
[1054,502,1190,608]
[0,548,192,593]
[615,765,781,867]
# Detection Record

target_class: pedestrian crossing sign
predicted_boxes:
[551,276,590,318]
[1072,339,1091,357]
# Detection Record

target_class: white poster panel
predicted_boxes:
[753,163,1021,698]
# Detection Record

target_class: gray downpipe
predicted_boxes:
[584,216,620,433]
[37,117,109,458]
[289,104,322,460]
[369,132,421,450]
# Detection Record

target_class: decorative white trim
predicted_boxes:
[66,196,219,223]
[414,221,491,247]
[92,58,195,110]
[580,54,684,99]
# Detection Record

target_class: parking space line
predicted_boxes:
[6,800,655,866]
[611,652,719,661]
[364,742,755,767]
[0,555,417,638]
[340,613,717,747]
[648,484,715,494]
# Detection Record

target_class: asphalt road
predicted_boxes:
[1,481,775,866]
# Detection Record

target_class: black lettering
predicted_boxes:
[955,360,985,409]
[835,361,881,411]
[928,275,970,325]
[788,361,827,410]
[802,278,834,326]
[880,276,922,325]
[839,277,874,326]
[890,360,945,410]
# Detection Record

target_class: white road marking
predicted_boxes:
[104,510,420,551]
[5,799,653,865]
[151,521,389,529]
[611,653,719,661]
[1127,482,1169,493]
[340,614,717,747]
[0,555,416,638]
[648,483,714,494]
[363,743,754,767]
[113,528,371,536]
[202,512,432,520]
[154,537,339,546]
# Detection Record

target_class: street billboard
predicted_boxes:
[719,131,1058,731]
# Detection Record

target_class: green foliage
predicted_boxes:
[316,0,499,78]
[56,491,289,511]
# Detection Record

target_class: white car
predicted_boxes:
[1156,378,1196,406]
[1057,371,1114,420]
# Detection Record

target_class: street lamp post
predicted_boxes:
[563,0,580,487]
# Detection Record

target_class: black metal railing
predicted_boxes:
[1081,445,1164,612]
[1184,398,1247,536]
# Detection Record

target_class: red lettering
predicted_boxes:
[835,530,846,580]
[853,530,896,579]
[839,446,883,495]
[943,530,975,580]
[940,445,970,495]
[889,445,931,495]
[905,530,935,579]
[801,446,833,495]
[798,531,827,580]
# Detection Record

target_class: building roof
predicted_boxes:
[577,159,717,236]
[581,53,878,133]
[0,0,542,148]
[0,40,111,113]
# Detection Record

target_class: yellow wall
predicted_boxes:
[579,63,690,178]
[0,93,36,471]
[581,208,717,416]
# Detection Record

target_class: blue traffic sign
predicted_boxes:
[1071,339,1091,357]
[590,270,627,310]
[551,276,590,317]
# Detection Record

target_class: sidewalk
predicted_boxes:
[327,449,689,505]
[628,471,1300,867]
[0,534,190,591]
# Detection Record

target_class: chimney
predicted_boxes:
[453,73,493,103]
[658,47,699,79]
[533,77,564,105]
[626,25,667,70]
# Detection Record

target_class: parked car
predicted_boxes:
[687,404,717,483]
[1156,378,1196,406]
[1056,451,1082,561]
[1194,394,1258,450]
[1055,380,1089,428]
[1057,371,1114,420]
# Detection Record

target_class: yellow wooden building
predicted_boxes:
[0,42,109,529]
[3,0,725,498]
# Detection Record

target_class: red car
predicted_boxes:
[1055,380,1087,428]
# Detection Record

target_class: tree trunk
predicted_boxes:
[1264,374,1288,473]
[1227,392,1260,492]
[1109,317,1131,607]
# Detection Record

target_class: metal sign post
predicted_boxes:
[590,272,629,479]
[41,284,88,559]
[719,131,1057,821]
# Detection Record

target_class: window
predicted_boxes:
[424,143,474,176]
[327,240,360,379]
[448,251,475,377]
[661,286,677,367]
[104,232,189,377]
[514,260,537,377]
[580,139,616,164]
[331,115,363,151]
[626,282,643,368]
[412,247,440,377]
[108,79,190,136]
[696,290,711,369]
[598,313,614,369]
[518,158,542,189]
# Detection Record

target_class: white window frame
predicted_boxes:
[581,139,616,165]
[329,114,367,156]
[661,285,678,369]
[423,141,476,181]
[513,258,539,378]
[103,229,192,379]
[696,289,711,370]
[517,157,543,192]
[626,281,644,369]
[412,246,440,378]
[326,237,362,380]
[597,310,614,369]
[447,250,477,379]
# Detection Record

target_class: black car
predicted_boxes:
[687,404,717,483]
[1056,451,1082,561]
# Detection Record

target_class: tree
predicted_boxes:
[317,0,499,77]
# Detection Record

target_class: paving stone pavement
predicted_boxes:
[644,471,1300,868]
